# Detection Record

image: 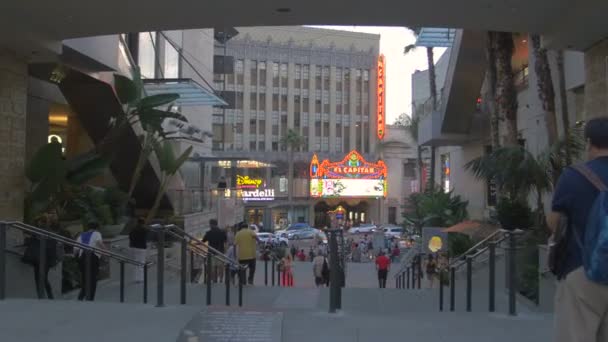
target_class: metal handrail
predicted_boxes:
[449,232,508,270]
[392,245,421,278]
[447,230,504,268]
[164,225,242,269]
[6,221,144,267]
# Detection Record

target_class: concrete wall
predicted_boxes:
[0,52,28,220]
[584,39,608,119]
[411,48,450,112]
[63,35,120,71]
[382,125,417,222]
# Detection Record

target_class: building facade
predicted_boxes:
[211,26,385,228]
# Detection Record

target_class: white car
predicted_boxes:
[257,232,273,244]
[272,235,289,247]
[350,224,377,234]
[383,226,404,239]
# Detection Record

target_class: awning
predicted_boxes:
[442,220,499,239]
[416,28,456,47]
[143,78,227,107]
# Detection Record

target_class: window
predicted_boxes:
[294,112,301,127]
[323,122,329,137]
[303,65,310,88]
[259,61,267,84]
[236,59,244,85]
[315,89,322,113]
[323,66,330,89]
[344,68,350,86]
[259,121,266,134]
[343,129,350,151]
[294,64,302,88]
[336,124,342,137]
[303,96,309,112]
[336,91,342,113]
[272,142,279,151]
[403,162,416,178]
[315,66,322,89]
[236,92,244,110]
[235,122,243,134]
[272,125,279,135]
[280,94,287,111]
[280,63,288,88]
[250,93,257,110]
[250,119,257,134]
[356,92,362,115]
[363,123,370,153]
[315,121,321,136]
[259,141,266,151]
[250,141,256,150]
[336,68,343,90]
[272,62,279,87]
[323,90,329,114]
[250,60,257,85]
[281,115,287,125]
[259,93,266,111]
[164,38,180,78]
[363,69,370,93]
[139,32,157,78]
[272,94,279,111]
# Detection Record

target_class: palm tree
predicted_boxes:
[530,34,559,146]
[485,32,500,149]
[280,129,304,223]
[494,32,519,146]
[555,50,572,164]
[405,30,437,189]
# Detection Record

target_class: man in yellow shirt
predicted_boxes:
[234,222,259,285]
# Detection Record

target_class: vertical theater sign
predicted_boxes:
[377,54,386,140]
[310,150,388,198]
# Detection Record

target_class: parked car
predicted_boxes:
[316,231,328,244]
[350,224,377,234]
[272,234,289,247]
[257,232,274,244]
[286,223,312,231]
[383,226,404,239]
[288,227,317,240]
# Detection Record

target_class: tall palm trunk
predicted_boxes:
[531,34,558,146]
[556,50,571,164]
[495,32,518,146]
[486,32,500,149]
[427,47,438,110]
[417,145,423,192]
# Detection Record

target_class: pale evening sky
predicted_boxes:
[314,26,446,124]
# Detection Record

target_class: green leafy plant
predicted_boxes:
[25,142,109,222]
[145,140,193,223]
[495,197,533,230]
[402,188,469,233]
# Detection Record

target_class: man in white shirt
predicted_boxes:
[75,222,105,301]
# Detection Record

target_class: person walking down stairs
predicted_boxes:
[375,251,390,289]
[281,254,294,287]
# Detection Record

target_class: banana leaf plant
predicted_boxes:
[145,140,193,224]
[25,142,109,223]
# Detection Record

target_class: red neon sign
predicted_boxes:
[377,54,386,140]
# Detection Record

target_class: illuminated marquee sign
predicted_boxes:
[310,150,387,198]
[236,175,274,201]
[377,54,386,140]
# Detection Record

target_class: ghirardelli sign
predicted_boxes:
[241,188,275,202]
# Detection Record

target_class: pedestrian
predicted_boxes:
[426,255,437,288]
[290,244,297,259]
[352,243,361,263]
[391,244,401,263]
[297,249,306,262]
[225,244,238,285]
[128,217,148,283]
[203,219,227,283]
[234,221,258,285]
[312,249,329,287]
[308,247,315,262]
[375,251,390,288]
[75,221,105,301]
[548,117,608,342]
[281,254,294,287]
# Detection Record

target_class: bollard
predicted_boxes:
[396,274,400,289]
[143,264,148,304]
[401,272,405,289]
[38,236,47,299]
[407,267,410,289]
[466,256,473,312]
[190,251,195,283]
[439,269,444,311]
[264,258,268,286]
[120,261,125,303]
[0,222,6,300]
[238,268,243,307]
[180,239,187,305]
[508,231,519,316]
[206,251,212,306]
[271,258,276,286]
[450,267,455,312]
[328,229,340,313]
[225,263,231,306]
[277,261,282,287]
[417,255,422,289]
[489,241,496,312]
[156,227,165,307]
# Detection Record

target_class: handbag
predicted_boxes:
[548,214,569,277]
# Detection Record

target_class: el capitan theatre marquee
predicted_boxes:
[310,150,387,198]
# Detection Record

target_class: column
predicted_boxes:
[349,67,356,151]
[243,59,251,151]
[584,39,608,118]
[0,52,27,220]
[329,65,337,153]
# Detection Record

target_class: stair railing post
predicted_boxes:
[489,241,496,313]
[84,249,93,301]
[38,236,47,299]
[264,256,268,286]
[271,258,275,286]
[180,237,187,305]
[450,266,455,312]
[206,250,213,306]
[417,255,422,289]
[0,222,6,300]
[507,230,522,316]
[466,256,473,312]
[119,261,125,303]
[154,224,165,307]
[439,268,444,311]
[328,229,340,313]
[225,262,230,306]
[143,263,148,304]
[238,268,244,307]
[406,267,410,289]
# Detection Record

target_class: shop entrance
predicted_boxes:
[313,200,370,229]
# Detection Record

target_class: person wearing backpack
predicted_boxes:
[22,216,59,299]
[75,221,106,301]
[312,250,329,287]
[549,118,608,342]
